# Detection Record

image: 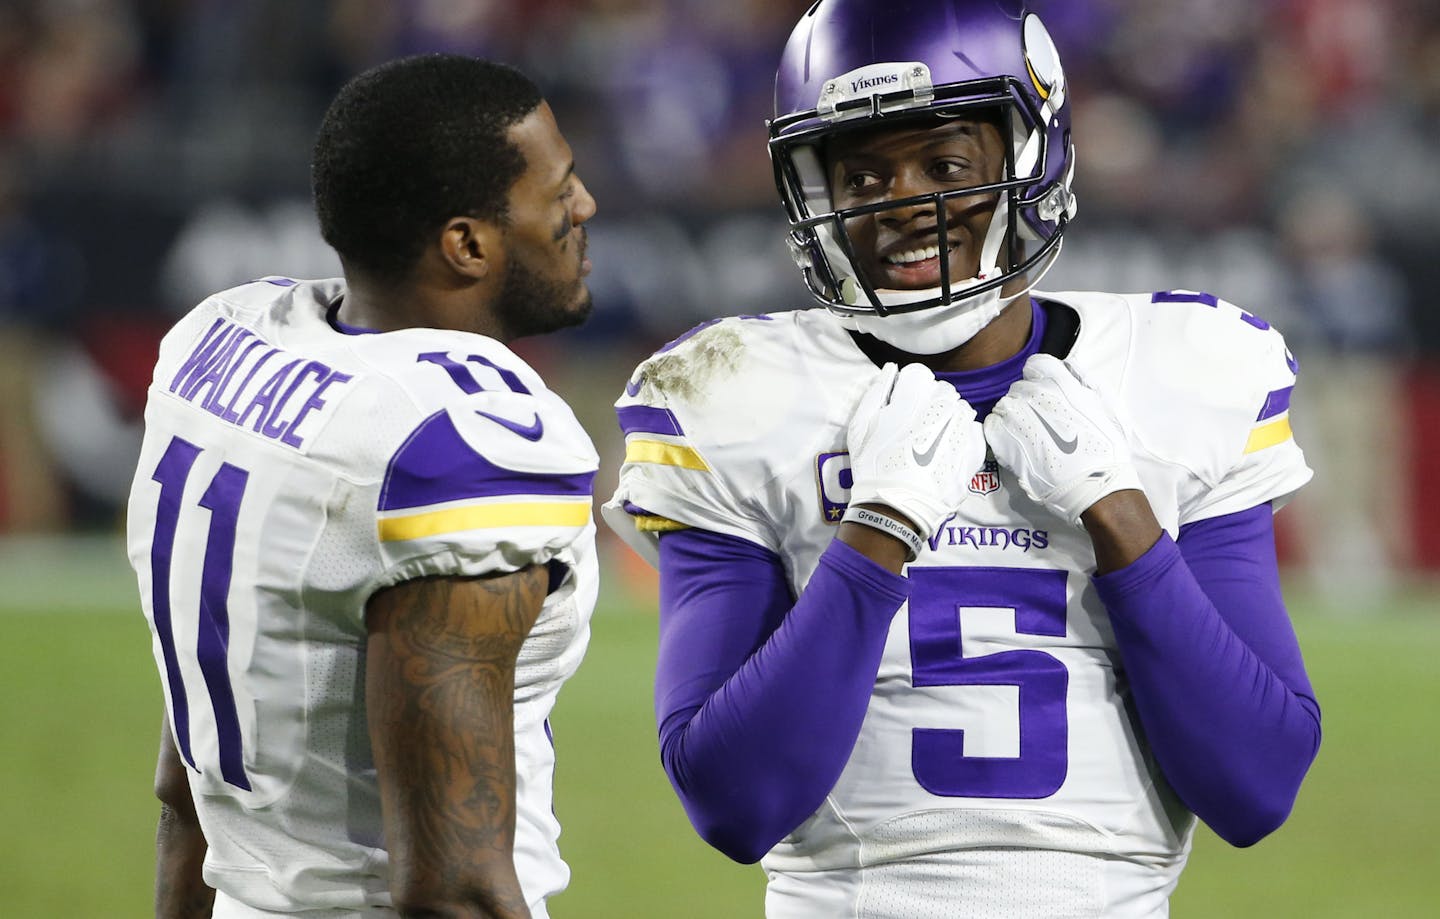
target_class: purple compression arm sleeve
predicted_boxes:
[655,530,910,863]
[1094,503,1322,846]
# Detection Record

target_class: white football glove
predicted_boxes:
[983,353,1145,526]
[847,362,987,539]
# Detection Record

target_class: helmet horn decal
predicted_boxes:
[1022,14,1066,110]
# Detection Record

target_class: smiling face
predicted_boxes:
[493,102,598,339]
[825,114,1008,293]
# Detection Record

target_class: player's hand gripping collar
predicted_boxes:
[846,362,987,539]
[983,353,1145,526]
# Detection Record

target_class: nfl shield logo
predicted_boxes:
[969,458,1001,496]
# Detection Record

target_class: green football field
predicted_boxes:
[2,537,1436,917]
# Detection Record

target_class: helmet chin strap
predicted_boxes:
[834,194,1015,355]
[839,281,1009,354]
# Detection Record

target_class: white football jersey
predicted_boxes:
[126,278,599,918]
[603,291,1311,918]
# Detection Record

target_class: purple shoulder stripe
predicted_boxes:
[1256,385,1294,422]
[617,404,684,438]
[380,411,594,512]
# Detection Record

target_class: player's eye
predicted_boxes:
[931,159,972,182]
[842,171,881,194]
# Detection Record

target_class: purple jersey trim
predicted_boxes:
[1256,385,1294,422]
[325,301,380,336]
[617,404,685,438]
[1095,504,1321,846]
[1152,289,1218,307]
[1151,288,1271,330]
[655,530,910,863]
[936,299,1045,419]
[379,410,593,512]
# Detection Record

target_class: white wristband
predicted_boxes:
[842,505,923,562]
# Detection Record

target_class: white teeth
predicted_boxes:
[884,244,940,265]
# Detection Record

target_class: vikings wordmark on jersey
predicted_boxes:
[127,277,599,917]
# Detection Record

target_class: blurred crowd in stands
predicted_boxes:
[1,0,1436,592]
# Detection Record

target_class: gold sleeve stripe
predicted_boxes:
[634,515,690,533]
[1244,415,1293,454]
[378,500,590,542]
[624,438,710,471]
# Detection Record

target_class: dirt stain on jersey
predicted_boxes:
[641,326,745,403]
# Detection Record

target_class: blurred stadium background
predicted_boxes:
[1,0,1436,915]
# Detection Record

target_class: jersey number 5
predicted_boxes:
[908,566,1069,799]
[147,435,252,790]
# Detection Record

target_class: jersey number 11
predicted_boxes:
[146,435,253,791]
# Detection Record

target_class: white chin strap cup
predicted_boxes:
[838,280,1010,354]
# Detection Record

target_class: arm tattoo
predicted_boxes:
[367,567,546,918]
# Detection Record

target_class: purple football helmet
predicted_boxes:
[769,0,1076,320]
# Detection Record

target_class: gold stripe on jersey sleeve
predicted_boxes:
[624,438,710,471]
[378,500,590,542]
[634,515,690,533]
[1244,416,1293,454]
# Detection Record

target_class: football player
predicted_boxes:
[603,1,1322,916]
[127,55,599,919]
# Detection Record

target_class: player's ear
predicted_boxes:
[437,217,501,281]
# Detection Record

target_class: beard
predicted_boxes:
[493,242,593,341]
